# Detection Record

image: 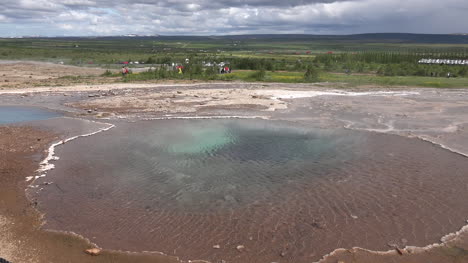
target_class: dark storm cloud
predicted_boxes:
[121,0,344,9]
[0,0,346,20]
[0,0,467,36]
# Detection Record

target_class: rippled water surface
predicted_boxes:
[34,119,468,263]
[0,106,61,124]
[97,120,363,211]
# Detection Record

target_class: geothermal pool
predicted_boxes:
[0,106,61,124]
[31,119,468,263]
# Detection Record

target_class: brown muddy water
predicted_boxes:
[29,119,468,263]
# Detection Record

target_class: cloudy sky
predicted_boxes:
[1,0,467,37]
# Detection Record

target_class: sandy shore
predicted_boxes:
[1,61,468,263]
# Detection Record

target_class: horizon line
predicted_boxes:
[2,32,468,38]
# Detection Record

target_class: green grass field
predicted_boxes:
[321,73,468,88]
[2,34,467,87]
[118,68,467,88]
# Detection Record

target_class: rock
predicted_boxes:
[236,245,245,252]
[0,257,12,263]
[177,91,182,94]
[311,219,325,229]
[87,109,93,113]
[251,95,258,99]
[85,248,101,256]
[213,244,221,249]
[387,241,398,248]
[280,251,287,257]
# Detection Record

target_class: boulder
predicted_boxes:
[85,248,101,256]
[236,245,245,252]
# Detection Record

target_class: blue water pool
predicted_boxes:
[0,106,61,124]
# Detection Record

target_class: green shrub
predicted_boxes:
[101,70,114,77]
[304,66,320,82]
[249,69,266,81]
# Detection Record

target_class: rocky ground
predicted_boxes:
[0,61,111,89]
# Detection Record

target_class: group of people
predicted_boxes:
[121,66,130,76]
[220,66,231,74]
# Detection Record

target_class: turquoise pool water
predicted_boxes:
[48,119,363,210]
[34,119,468,263]
[0,106,61,124]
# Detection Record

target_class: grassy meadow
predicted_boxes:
[1,34,468,87]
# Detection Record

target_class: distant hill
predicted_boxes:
[47,33,468,44]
